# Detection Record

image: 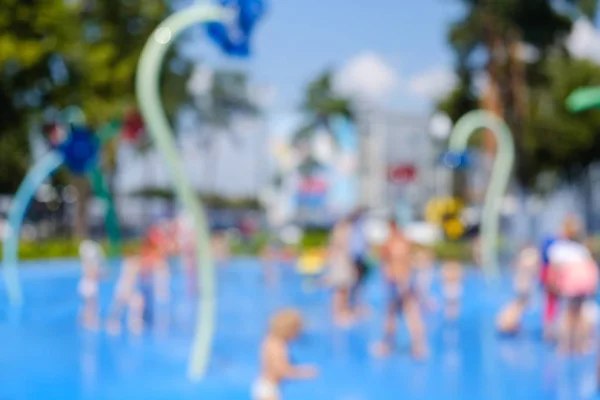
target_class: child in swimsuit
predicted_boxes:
[413,246,437,311]
[134,226,172,327]
[145,224,172,305]
[105,223,173,335]
[252,309,318,400]
[326,218,356,326]
[540,215,584,341]
[496,246,540,334]
[546,238,599,354]
[106,256,145,335]
[442,260,463,321]
[78,240,105,330]
[372,220,427,359]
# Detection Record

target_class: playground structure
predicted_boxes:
[1,0,265,380]
[567,86,600,112]
[136,1,265,380]
[445,110,515,278]
[2,107,122,306]
[3,2,600,399]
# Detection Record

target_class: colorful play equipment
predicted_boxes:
[135,0,265,380]
[297,248,326,276]
[567,86,600,112]
[2,108,125,306]
[424,196,466,240]
[444,110,515,278]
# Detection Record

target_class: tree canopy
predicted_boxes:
[0,0,169,193]
[440,0,600,188]
[0,0,262,195]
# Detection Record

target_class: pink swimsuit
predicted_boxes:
[548,240,598,299]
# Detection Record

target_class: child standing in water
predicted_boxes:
[326,217,356,326]
[441,260,463,320]
[78,240,105,330]
[252,309,318,400]
[136,224,172,326]
[147,223,172,305]
[496,246,540,334]
[106,256,145,335]
[349,208,369,311]
[413,246,437,311]
[546,238,598,354]
[106,222,173,335]
[540,215,583,341]
[373,220,427,359]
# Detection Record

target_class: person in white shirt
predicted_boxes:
[546,239,598,354]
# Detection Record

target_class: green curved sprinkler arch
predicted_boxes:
[135,3,225,380]
[3,152,65,305]
[2,114,122,306]
[447,110,515,278]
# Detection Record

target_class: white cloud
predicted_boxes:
[333,52,399,103]
[566,19,600,63]
[407,67,457,101]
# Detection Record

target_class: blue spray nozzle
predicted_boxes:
[441,151,470,169]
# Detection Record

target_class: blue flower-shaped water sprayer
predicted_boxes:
[2,109,123,307]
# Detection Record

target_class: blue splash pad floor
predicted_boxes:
[0,258,598,400]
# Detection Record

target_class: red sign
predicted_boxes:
[299,177,327,194]
[388,164,417,183]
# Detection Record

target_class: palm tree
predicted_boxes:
[442,0,592,185]
[293,70,354,176]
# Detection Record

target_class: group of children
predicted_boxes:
[77,209,600,399]
[252,217,466,400]
[253,214,600,400]
[78,217,196,334]
[497,215,599,354]
[325,215,464,359]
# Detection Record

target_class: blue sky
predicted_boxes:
[188,0,465,114]
[248,0,463,113]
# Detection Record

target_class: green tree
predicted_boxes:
[0,0,77,193]
[528,55,600,228]
[437,67,478,122]
[527,55,600,181]
[565,0,598,20]
[0,0,168,238]
[441,0,600,187]
[1,0,261,230]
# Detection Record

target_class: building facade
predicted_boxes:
[356,109,451,219]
